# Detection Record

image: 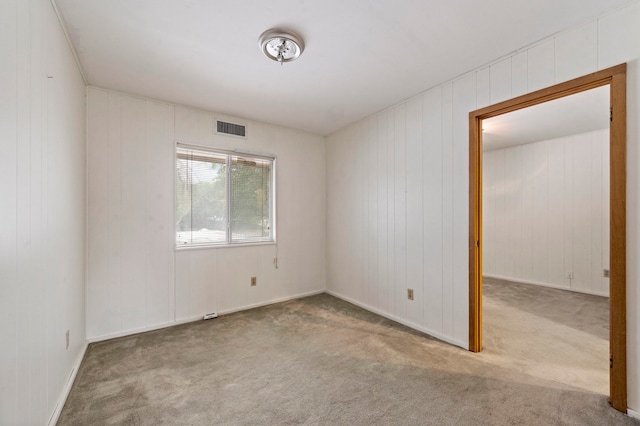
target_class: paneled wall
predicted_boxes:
[0,0,87,424]
[326,1,640,411]
[327,84,470,347]
[483,130,610,296]
[86,87,326,341]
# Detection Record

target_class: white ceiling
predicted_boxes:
[55,0,633,135]
[482,85,610,151]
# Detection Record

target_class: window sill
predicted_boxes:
[174,241,277,252]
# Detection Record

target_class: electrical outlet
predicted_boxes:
[567,271,574,279]
[65,330,70,350]
[407,289,414,300]
[251,277,257,286]
[604,269,610,278]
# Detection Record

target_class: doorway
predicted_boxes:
[468,64,627,412]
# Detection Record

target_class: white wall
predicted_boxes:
[86,87,326,341]
[326,80,469,348]
[483,130,610,296]
[0,0,86,424]
[326,2,640,412]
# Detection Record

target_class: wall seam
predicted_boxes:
[48,0,86,85]
[440,88,445,334]
[119,97,124,332]
[13,0,19,423]
[144,101,149,328]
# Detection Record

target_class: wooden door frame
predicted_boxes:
[468,64,627,412]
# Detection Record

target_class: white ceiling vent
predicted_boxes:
[216,119,247,138]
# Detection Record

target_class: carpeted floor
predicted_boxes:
[482,277,610,397]
[58,281,638,425]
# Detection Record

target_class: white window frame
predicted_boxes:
[175,143,276,249]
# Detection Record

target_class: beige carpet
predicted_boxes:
[58,283,637,425]
[482,277,610,397]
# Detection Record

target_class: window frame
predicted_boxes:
[175,143,276,250]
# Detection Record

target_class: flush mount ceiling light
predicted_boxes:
[258,28,304,65]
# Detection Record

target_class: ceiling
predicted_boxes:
[482,85,610,151]
[55,0,633,136]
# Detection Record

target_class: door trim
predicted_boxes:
[468,63,627,412]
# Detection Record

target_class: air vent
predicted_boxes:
[216,120,246,138]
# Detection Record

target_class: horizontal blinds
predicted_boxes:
[176,147,228,246]
[176,145,274,247]
[230,155,272,242]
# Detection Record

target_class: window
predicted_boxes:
[175,144,275,248]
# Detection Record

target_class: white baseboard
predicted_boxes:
[326,290,467,350]
[87,320,180,343]
[87,289,326,344]
[483,274,609,298]
[628,408,640,420]
[48,341,88,426]
[217,289,325,316]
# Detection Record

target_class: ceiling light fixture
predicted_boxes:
[258,28,304,65]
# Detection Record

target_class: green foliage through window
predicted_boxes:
[176,145,274,247]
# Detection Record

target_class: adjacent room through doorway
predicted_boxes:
[480,85,611,396]
[469,64,629,411]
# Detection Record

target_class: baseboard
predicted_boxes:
[48,341,88,426]
[628,408,640,420]
[216,289,325,316]
[87,289,326,344]
[326,290,467,350]
[483,274,609,298]
[87,320,179,343]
